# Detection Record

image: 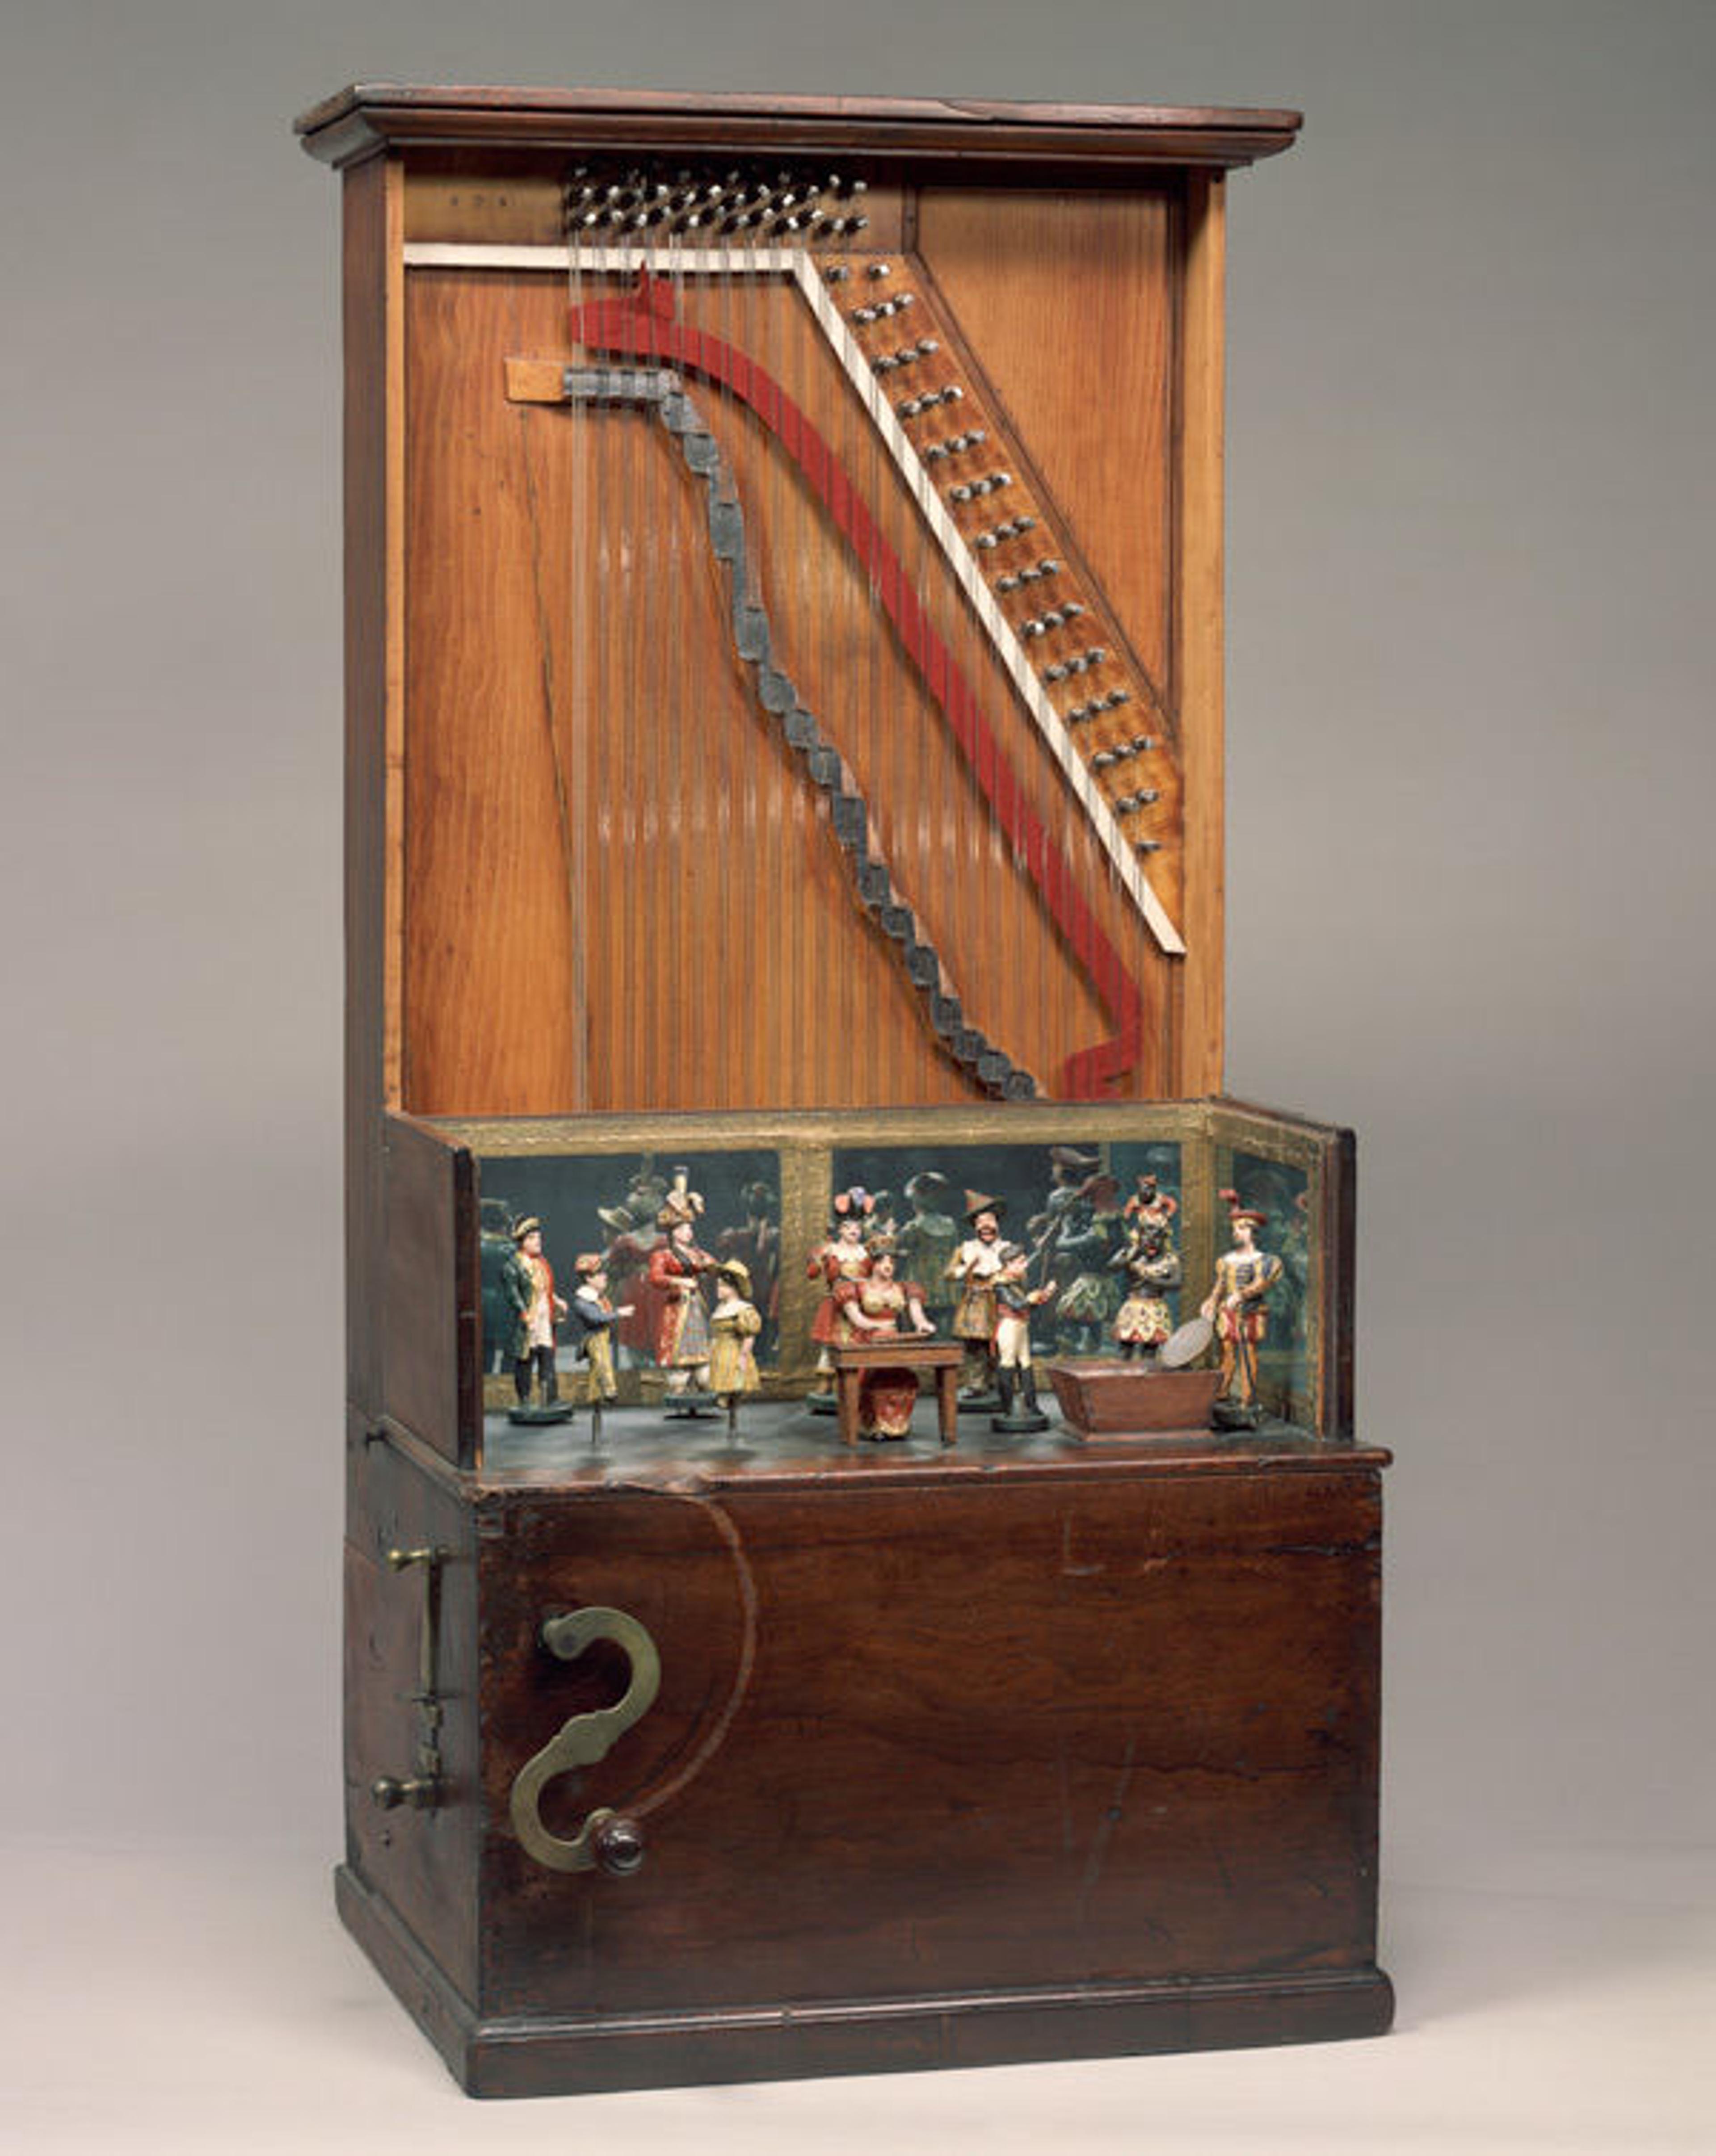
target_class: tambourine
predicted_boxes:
[1158,1315,1214,1370]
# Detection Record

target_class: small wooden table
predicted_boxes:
[830,1339,963,1448]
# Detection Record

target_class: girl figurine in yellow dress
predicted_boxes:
[708,1260,764,1429]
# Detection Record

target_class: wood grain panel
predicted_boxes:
[402,266,1176,1112]
[476,1462,1382,2016]
[915,187,1176,698]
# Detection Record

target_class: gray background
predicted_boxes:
[4,1,1712,2148]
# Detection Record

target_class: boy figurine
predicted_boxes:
[568,1254,634,1438]
[501,1216,573,1424]
[991,1243,1057,1434]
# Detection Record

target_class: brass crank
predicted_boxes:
[508,1607,660,1876]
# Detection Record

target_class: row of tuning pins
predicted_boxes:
[824,259,1162,862]
[566,162,868,238]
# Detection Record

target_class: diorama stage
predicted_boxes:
[446,1098,1342,1460]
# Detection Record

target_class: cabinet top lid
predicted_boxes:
[294,83,1302,172]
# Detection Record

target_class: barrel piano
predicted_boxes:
[299,85,1392,2097]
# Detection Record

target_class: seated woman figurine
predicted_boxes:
[834,1250,936,1441]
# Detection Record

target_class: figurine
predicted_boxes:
[990,1243,1057,1433]
[1122,1170,1179,1241]
[500,1216,573,1423]
[1200,1189,1284,1421]
[647,1207,718,1414]
[708,1260,764,1433]
[806,1187,876,1410]
[1110,1211,1182,1362]
[716,1179,781,1356]
[891,1170,959,1325]
[833,1249,936,1440]
[567,1255,634,1433]
[1048,1173,1123,1353]
[946,1192,1007,1406]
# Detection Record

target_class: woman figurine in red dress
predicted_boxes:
[648,1212,717,1414]
[833,1250,936,1441]
[805,1187,875,1410]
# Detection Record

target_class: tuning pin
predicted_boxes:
[915,338,939,357]
[898,396,923,419]
[824,264,851,281]
[1135,839,1162,855]
[867,260,892,279]
[923,441,951,462]
[874,354,899,373]
[1044,661,1069,681]
[996,572,1021,592]
[851,305,879,324]
[894,292,916,311]
[1106,687,1131,708]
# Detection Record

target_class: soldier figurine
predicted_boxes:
[946,1192,1008,1408]
[1200,1188,1284,1423]
[501,1216,573,1424]
[991,1243,1057,1434]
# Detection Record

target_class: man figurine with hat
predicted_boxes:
[501,1216,573,1423]
[946,1192,1008,1406]
[1200,1189,1284,1423]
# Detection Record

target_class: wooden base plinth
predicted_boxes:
[337,1865,1394,2100]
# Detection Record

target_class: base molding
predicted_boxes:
[336,1865,1395,2100]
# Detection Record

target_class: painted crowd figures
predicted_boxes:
[892,1170,959,1326]
[648,1202,719,1415]
[1111,1174,1182,1361]
[805,1187,876,1412]
[502,1217,575,1424]
[946,1192,1007,1408]
[1047,1172,1123,1353]
[1201,1188,1284,1426]
[990,1243,1057,1433]
[835,1249,937,1440]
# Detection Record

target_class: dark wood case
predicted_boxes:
[299,85,1392,2097]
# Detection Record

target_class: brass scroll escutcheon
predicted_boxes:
[508,1607,661,1875]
